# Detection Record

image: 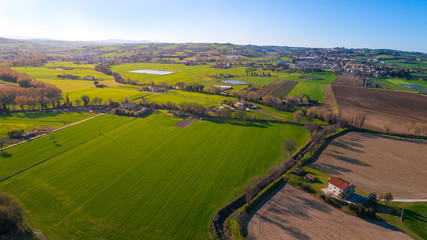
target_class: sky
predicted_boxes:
[0,0,426,52]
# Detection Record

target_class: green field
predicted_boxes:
[403,203,427,239]
[111,63,247,85]
[145,90,237,106]
[278,71,338,84]
[379,78,427,89]
[12,66,113,81]
[286,82,325,102]
[0,111,95,140]
[11,64,152,103]
[0,113,309,239]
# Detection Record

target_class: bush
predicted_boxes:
[7,130,25,139]
[0,192,24,234]
[319,193,326,200]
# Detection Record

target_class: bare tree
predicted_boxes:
[351,111,366,128]
[382,120,392,133]
[402,122,414,135]
[304,122,319,136]
[282,139,296,159]
[293,110,304,123]
[0,138,7,152]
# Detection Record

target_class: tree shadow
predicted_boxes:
[327,153,371,167]
[206,119,270,128]
[330,139,365,153]
[311,163,352,175]
[0,151,12,158]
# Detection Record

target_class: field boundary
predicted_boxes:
[216,128,350,239]
[0,116,136,183]
[2,113,105,151]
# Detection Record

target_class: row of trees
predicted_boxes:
[0,81,62,112]
[0,66,32,84]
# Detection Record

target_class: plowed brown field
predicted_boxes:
[312,132,427,198]
[331,85,427,133]
[246,184,411,240]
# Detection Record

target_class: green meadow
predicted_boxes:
[278,71,338,84]
[403,203,427,239]
[0,113,309,239]
[379,78,427,89]
[287,82,326,102]
[0,111,95,140]
[10,64,151,102]
[111,63,248,85]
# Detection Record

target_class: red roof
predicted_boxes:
[328,177,352,190]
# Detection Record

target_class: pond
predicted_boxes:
[129,69,174,75]
[400,84,424,90]
[300,76,323,80]
[222,80,248,85]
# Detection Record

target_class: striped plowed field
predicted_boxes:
[333,74,364,87]
[332,85,427,133]
[257,79,287,96]
[269,80,298,98]
[246,184,411,240]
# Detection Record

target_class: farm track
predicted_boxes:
[0,115,136,183]
[2,113,105,151]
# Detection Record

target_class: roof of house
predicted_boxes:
[328,177,352,190]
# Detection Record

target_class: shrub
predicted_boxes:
[0,192,24,234]
[7,130,25,139]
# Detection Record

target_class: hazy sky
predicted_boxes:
[1,0,426,52]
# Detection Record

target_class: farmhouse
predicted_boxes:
[327,177,355,197]
[149,86,161,92]
[136,107,152,117]
[86,76,95,80]
[234,101,247,109]
[119,102,137,110]
[213,85,233,90]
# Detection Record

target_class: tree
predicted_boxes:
[381,192,393,204]
[251,113,258,121]
[81,95,90,107]
[293,110,304,123]
[74,99,82,107]
[368,192,377,202]
[351,111,366,128]
[282,139,296,159]
[0,138,7,152]
[402,122,414,135]
[64,93,71,107]
[0,192,25,234]
[236,109,247,121]
[50,135,57,143]
[382,120,392,133]
[304,122,318,136]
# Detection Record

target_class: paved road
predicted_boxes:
[391,199,427,202]
[2,113,104,151]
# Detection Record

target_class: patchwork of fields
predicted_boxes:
[112,63,248,85]
[0,113,309,239]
